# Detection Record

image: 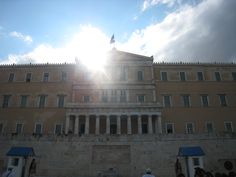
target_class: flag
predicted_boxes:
[110,34,115,44]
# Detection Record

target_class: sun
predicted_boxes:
[68,26,111,72]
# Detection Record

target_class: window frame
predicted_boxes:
[38,95,47,108]
[2,95,11,108]
[232,72,236,81]
[201,94,209,107]
[61,71,67,81]
[137,70,144,81]
[54,123,62,135]
[120,90,127,102]
[20,95,28,108]
[215,72,221,81]
[166,123,174,134]
[224,121,233,132]
[8,73,15,82]
[186,122,194,134]
[205,121,214,133]
[161,71,168,81]
[43,72,49,82]
[83,95,90,103]
[218,94,227,107]
[179,71,186,81]
[163,95,172,108]
[57,95,65,108]
[182,95,191,107]
[0,123,4,134]
[197,71,204,81]
[34,123,43,134]
[16,123,24,134]
[26,73,32,83]
[137,94,145,103]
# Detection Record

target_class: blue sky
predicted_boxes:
[0,0,236,64]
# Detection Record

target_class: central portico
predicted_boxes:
[65,103,162,135]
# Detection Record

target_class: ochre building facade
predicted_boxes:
[0,50,236,177]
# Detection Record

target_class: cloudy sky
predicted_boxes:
[0,0,236,64]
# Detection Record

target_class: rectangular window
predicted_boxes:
[16,123,23,134]
[43,73,49,82]
[224,122,233,132]
[205,122,214,133]
[8,73,15,82]
[83,95,90,103]
[26,73,32,82]
[0,123,3,133]
[193,158,200,166]
[137,71,144,81]
[20,95,28,108]
[201,95,209,107]
[182,95,190,107]
[161,72,168,81]
[215,72,221,81]
[197,72,204,81]
[11,158,19,166]
[120,67,126,81]
[2,95,11,108]
[61,71,67,81]
[55,124,62,135]
[180,72,186,81]
[163,95,171,108]
[186,123,194,134]
[58,95,65,108]
[102,90,108,102]
[219,94,227,107]
[137,95,145,103]
[111,90,117,102]
[166,123,174,134]
[232,72,236,81]
[120,90,127,102]
[38,95,47,108]
[35,123,42,134]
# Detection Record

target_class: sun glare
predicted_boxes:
[67,26,111,72]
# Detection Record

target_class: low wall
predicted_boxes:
[1,134,236,177]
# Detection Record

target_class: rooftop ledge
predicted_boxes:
[65,102,162,108]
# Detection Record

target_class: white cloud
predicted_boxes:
[9,31,33,44]
[142,0,183,11]
[121,0,236,62]
[1,26,111,67]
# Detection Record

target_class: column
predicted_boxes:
[148,115,153,134]
[95,115,100,135]
[74,115,79,135]
[158,115,163,134]
[127,115,132,135]
[85,115,90,135]
[138,115,142,134]
[106,115,110,134]
[117,115,121,135]
[65,115,70,134]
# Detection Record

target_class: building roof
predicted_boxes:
[6,147,35,157]
[178,146,205,157]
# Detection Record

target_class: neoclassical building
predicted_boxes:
[0,49,236,177]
